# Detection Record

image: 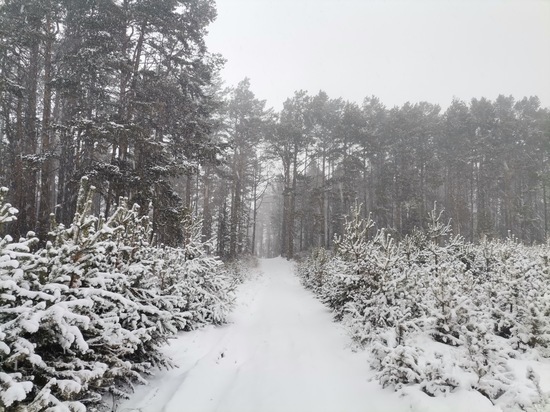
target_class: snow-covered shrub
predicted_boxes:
[301,205,421,344]
[222,254,256,284]
[44,181,176,383]
[333,203,373,258]
[300,202,550,410]
[297,247,363,322]
[0,179,237,410]
[428,262,470,346]
[322,259,368,322]
[149,246,234,330]
[143,217,236,330]
[297,247,331,294]
[0,187,99,410]
[420,354,460,397]
[376,345,424,389]
[491,242,550,354]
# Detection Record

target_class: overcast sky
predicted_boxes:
[205,0,550,111]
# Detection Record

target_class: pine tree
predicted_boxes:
[0,186,102,410]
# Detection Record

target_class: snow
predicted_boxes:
[0,372,33,407]
[119,257,540,412]
[55,379,82,395]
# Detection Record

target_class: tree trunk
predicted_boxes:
[281,157,290,256]
[543,171,548,240]
[287,144,298,258]
[322,149,327,247]
[201,166,213,243]
[251,164,259,255]
[21,36,40,234]
[229,173,241,259]
[38,13,54,239]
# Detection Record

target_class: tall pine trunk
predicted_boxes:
[38,13,54,239]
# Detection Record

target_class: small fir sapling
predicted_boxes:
[298,201,550,410]
[142,212,235,331]
[463,323,518,404]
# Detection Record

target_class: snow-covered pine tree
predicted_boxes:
[428,262,467,346]
[461,321,545,410]
[298,199,550,410]
[42,178,177,403]
[375,345,424,390]
[0,187,101,411]
[326,204,377,321]
[334,203,375,269]
[420,353,460,396]
[1,176,239,410]
[334,205,414,345]
[156,215,235,329]
[297,247,331,294]
[478,238,550,355]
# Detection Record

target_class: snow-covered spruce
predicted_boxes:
[0,181,236,410]
[298,204,550,411]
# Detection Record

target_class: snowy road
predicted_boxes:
[119,258,498,412]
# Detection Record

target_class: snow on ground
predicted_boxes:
[119,258,535,412]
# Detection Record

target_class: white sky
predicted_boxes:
[205,0,550,111]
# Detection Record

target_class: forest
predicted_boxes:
[1,0,550,410]
[1,0,549,259]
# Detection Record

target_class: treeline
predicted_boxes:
[1,1,549,260]
[264,92,550,257]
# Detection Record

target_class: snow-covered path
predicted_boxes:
[119,258,497,412]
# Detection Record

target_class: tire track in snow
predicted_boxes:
[121,258,411,412]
